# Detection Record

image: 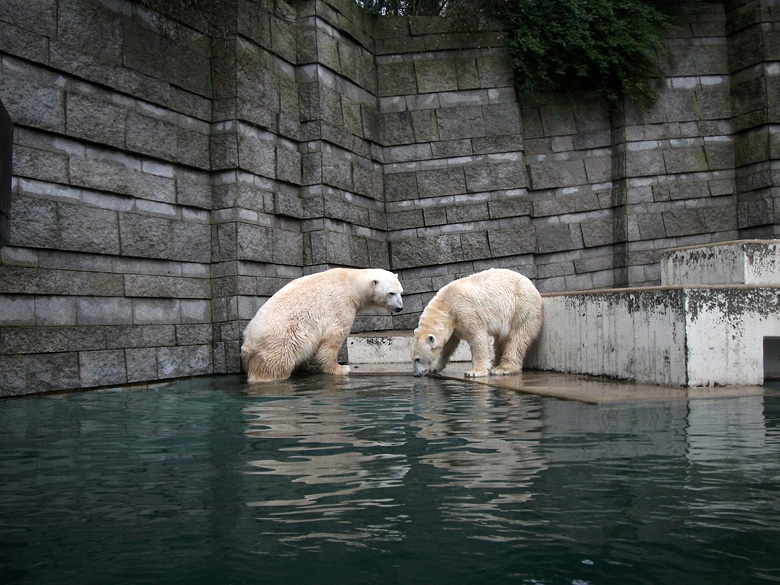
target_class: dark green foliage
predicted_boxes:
[500,0,671,107]
[357,0,672,108]
[356,0,452,16]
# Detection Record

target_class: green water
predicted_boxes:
[1,374,779,585]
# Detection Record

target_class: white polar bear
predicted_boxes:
[412,268,543,378]
[241,268,404,382]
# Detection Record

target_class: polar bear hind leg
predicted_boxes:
[243,344,299,382]
[490,309,543,376]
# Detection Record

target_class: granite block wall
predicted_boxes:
[0,0,778,394]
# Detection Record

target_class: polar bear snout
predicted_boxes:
[413,360,427,377]
[389,292,403,313]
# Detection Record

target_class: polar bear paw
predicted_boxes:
[489,366,521,376]
[464,368,489,378]
[324,364,351,376]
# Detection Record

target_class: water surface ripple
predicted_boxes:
[0,375,778,585]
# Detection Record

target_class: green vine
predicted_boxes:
[358,0,673,108]
[499,0,671,108]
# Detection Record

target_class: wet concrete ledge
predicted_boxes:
[349,360,774,404]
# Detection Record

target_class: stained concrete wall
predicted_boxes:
[0,0,778,394]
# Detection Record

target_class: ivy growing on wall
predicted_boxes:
[498,0,671,107]
[357,0,673,108]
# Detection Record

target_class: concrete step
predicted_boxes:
[661,239,780,287]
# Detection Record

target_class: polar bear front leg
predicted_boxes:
[312,330,350,376]
[464,333,492,378]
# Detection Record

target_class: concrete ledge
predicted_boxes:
[349,242,780,389]
[527,285,780,386]
[661,239,780,286]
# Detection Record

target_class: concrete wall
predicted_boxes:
[0,0,779,394]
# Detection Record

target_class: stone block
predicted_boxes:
[8,196,60,249]
[663,144,709,174]
[445,202,489,223]
[125,347,158,383]
[380,111,416,145]
[482,103,521,137]
[488,226,536,257]
[476,53,513,87]
[488,197,532,219]
[65,92,127,150]
[584,156,612,184]
[527,157,587,190]
[104,325,176,349]
[662,207,706,237]
[415,59,458,93]
[387,209,424,230]
[436,106,485,140]
[79,349,127,388]
[465,161,526,192]
[536,223,579,254]
[272,229,304,265]
[132,298,180,325]
[411,110,439,142]
[59,203,121,255]
[0,353,80,396]
[423,207,447,226]
[581,217,614,247]
[416,167,466,198]
[236,223,273,262]
[461,231,490,261]
[625,147,666,178]
[76,297,133,326]
[377,61,417,97]
[176,323,212,345]
[1,61,65,133]
[157,344,212,379]
[276,145,302,185]
[35,296,77,326]
[391,237,437,268]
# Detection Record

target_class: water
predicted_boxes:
[1,374,779,585]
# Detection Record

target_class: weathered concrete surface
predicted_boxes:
[526,286,780,387]
[348,361,771,403]
[348,330,471,367]
[350,287,780,388]
[351,241,780,388]
[661,240,780,286]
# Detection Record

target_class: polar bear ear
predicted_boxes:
[427,334,436,346]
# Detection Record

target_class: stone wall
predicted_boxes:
[0,0,778,394]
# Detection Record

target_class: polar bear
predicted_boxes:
[412,268,542,378]
[241,268,404,382]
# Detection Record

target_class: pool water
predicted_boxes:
[1,374,779,585]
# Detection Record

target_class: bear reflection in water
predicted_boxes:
[241,375,546,545]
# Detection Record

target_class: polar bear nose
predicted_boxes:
[393,305,403,313]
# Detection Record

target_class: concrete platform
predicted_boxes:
[347,240,780,397]
[351,360,776,404]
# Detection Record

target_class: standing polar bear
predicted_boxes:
[412,268,543,378]
[242,268,403,382]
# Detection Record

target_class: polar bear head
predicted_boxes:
[411,304,454,377]
[363,269,404,314]
[412,328,444,378]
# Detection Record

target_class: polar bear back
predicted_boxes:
[432,268,541,338]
